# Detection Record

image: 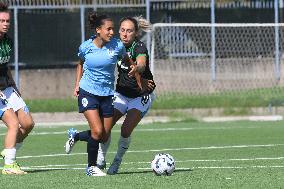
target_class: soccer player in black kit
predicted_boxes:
[98,16,156,175]
[0,3,34,175]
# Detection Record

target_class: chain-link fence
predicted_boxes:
[5,0,284,100]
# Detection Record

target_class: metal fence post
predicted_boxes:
[13,7,19,88]
[146,0,152,72]
[80,5,85,43]
[275,0,280,81]
[211,0,216,81]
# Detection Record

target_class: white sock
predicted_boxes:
[97,136,111,163]
[115,136,131,160]
[4,148,16,165]
[15,142,23,151]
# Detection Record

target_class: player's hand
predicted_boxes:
[73,85,79,97]
[128,64,137,77]
[141,78,155,92]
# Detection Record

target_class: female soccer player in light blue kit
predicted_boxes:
[65,15,155,176]
[65,12,139,176]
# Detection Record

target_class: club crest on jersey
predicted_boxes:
[108,47,115,57]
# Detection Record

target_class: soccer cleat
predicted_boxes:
[107,158,122,175]
[96,160,106,170]
[0,149,5,159]
[65,128,77,154]
[86,166,106,176]
[2,161,27,175]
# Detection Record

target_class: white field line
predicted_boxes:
[16,156,284,168]
[2,164,284,171]
[0,126,261,136]
[9,165,284,171]
[1,157,284,170]
[16,143,284,159]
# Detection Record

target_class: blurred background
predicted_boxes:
[5,0,284,116]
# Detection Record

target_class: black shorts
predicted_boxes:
[78,88,114,117]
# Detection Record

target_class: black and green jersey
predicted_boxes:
[0,34,13,90]
[116,39,155,98]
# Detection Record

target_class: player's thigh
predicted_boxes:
[83,109,103,139]
[121,109,142,137]
[6,87,34,130]
[113,109,124,126]
[2,109,19,129]
[113,92,128,116]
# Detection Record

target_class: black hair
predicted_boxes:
[0,2,9,13]
[88,11,112,30]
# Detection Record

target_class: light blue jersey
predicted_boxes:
[78,36,126,96]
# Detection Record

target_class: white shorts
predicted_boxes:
[114,92,155,117]
[0,86,28,119]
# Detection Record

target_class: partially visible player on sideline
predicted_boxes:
[65,16,155,175]
[64,11,140,176]
[0,3,34,175]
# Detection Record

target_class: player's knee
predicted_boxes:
[29,120,35,130]
[121,128,131,138]
[7,122,19,133]
[21,120,35,133]
[101,133,110,143]
[90,129,103,140]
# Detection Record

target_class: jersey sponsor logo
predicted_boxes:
[82,98,88,107]
[0,56,10,64]
[108,47,115,57]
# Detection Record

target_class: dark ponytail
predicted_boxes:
[88,11,112,30]
[0,2,9,13]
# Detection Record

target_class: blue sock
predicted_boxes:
[87,137,99,167]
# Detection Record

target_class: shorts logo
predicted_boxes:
[82,98,88,107]
[23,106,30,113]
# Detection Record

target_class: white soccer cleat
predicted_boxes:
[96,160,106,170]
[107,158,122,175]
[64,128,77,154]
[86,166,106,176]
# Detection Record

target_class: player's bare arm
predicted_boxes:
[73,60,84,97]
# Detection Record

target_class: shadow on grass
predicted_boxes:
[26,168,69,174]
[117,168,193,175]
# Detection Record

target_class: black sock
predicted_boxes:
[75,130,90,142]
[87,137,99,167]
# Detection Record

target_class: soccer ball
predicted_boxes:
[151,153,175,176]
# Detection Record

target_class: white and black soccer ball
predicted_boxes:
[151,153,175,176]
